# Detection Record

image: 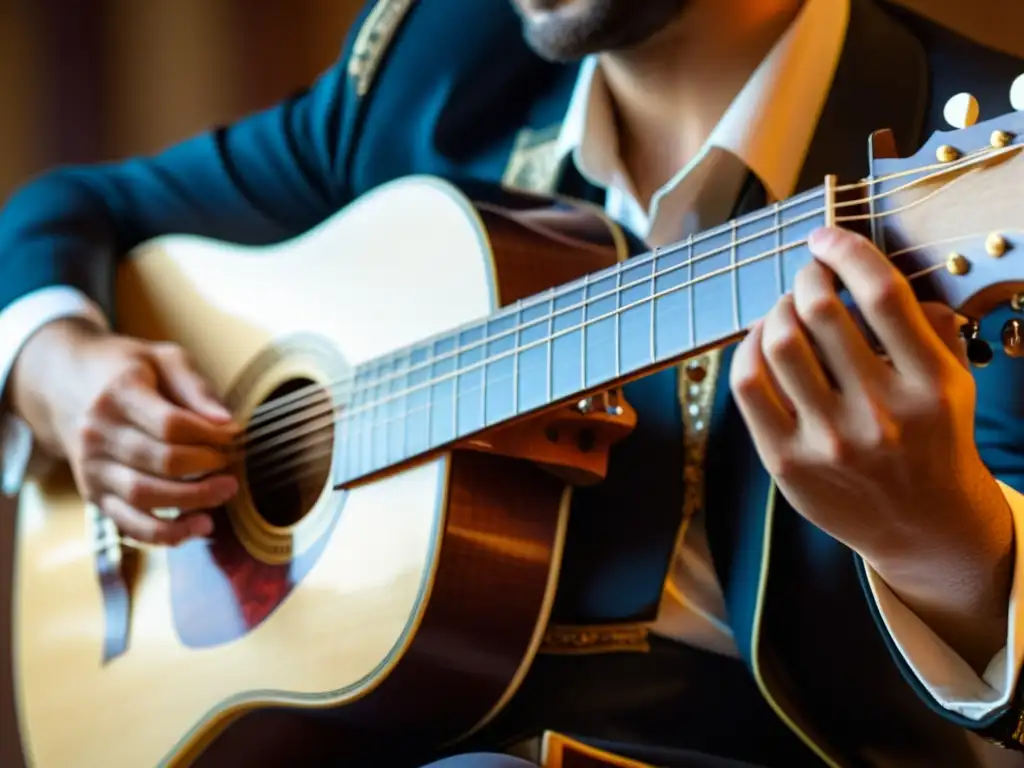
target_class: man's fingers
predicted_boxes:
[97,461,238,511]
[100,494,213,546]
[150,345,237,426]
[792,258,889,393]
[807,228,950,378]
[919,302,970,369]
[115,379,236,447]
[729,321,797,436]
[105,425,231,479]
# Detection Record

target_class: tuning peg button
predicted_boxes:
[944,92,980,129]
[1012,74,1024,111]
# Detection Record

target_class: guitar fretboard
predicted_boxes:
[333,190,827,485]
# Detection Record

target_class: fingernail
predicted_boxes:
[808,227,836,254]
[208,403,233,421]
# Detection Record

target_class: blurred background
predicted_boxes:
[0,0,363,200]
[0,0,1022,203]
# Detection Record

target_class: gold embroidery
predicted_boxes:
[678,349,723,522]
[541,731,654,768]
[347,0,415,97]
[502,125,565,195]
[540,623,650,655]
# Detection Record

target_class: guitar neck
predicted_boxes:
[332,186,830,486]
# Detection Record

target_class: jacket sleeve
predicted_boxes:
[857,303,1024,751]
[0,55,354,320]
[0,6,372,493]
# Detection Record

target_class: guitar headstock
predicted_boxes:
[867,109,1024,319]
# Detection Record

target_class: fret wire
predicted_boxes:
[425,357,435,450]
[400,360,409,460]
[451,335,460,439]
[614,265,622,377]
[362,374,372,476]
[546,295,554,403]
[730,219,740,331]
[380,364,389,464]
[479,334,487,429]
[774,202,784,298]
[649,248,658,363]
[511,303,520,415]
[687,235,696,349]
[580,272,589,387]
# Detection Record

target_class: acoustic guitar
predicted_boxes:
[7,110,1024,767]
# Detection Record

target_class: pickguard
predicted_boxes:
[166,493,346,648]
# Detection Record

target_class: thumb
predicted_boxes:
[919,302,969,369]
[149,344,236,425]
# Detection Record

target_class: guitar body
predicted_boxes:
[9,177,627,767]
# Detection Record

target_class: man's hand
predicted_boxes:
[9,319,239,546]
[729,226,1014,671]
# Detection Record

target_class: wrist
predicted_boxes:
[866,469,1014,670]
[9,317,108,454]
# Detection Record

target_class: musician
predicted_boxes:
[2,0,1024,766]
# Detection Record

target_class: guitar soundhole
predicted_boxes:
[243,377,334,529]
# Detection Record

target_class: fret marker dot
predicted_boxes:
[1012,74,1024,111]
[943,92,979,129]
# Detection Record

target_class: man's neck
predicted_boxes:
[598,0,803,208]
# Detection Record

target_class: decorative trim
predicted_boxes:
[540,731,653,767]
[501,124,566,195]
[986,709,1024,749]
[749,483,842,768]
[539,623,650,655]
[678,349,723,523]
[347,0,415,98]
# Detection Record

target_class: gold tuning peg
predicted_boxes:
[1003,319,1024,358]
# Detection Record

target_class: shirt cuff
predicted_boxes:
[864,480,1024,720]
[0,286,108,495]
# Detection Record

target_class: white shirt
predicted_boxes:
[0,0,1023,758]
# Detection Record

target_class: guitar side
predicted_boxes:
[8,177,626,767]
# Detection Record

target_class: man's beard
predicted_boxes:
[513,0,689,62]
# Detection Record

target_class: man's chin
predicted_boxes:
[513,0,687,63]
[514,0,580,15]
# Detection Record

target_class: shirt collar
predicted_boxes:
[555,0,851,203]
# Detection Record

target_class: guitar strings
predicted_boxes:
[243,224,979,491]
[238,143,1007,435]
[241,179,1002,486]
[184,141,1009,492]
[233,141,1013,446]
[245,250,965,497]
[236,187,827,451]
[230,144,1011,475]
[237,166,999,481]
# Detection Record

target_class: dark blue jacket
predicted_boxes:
[3,1,1024,765]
